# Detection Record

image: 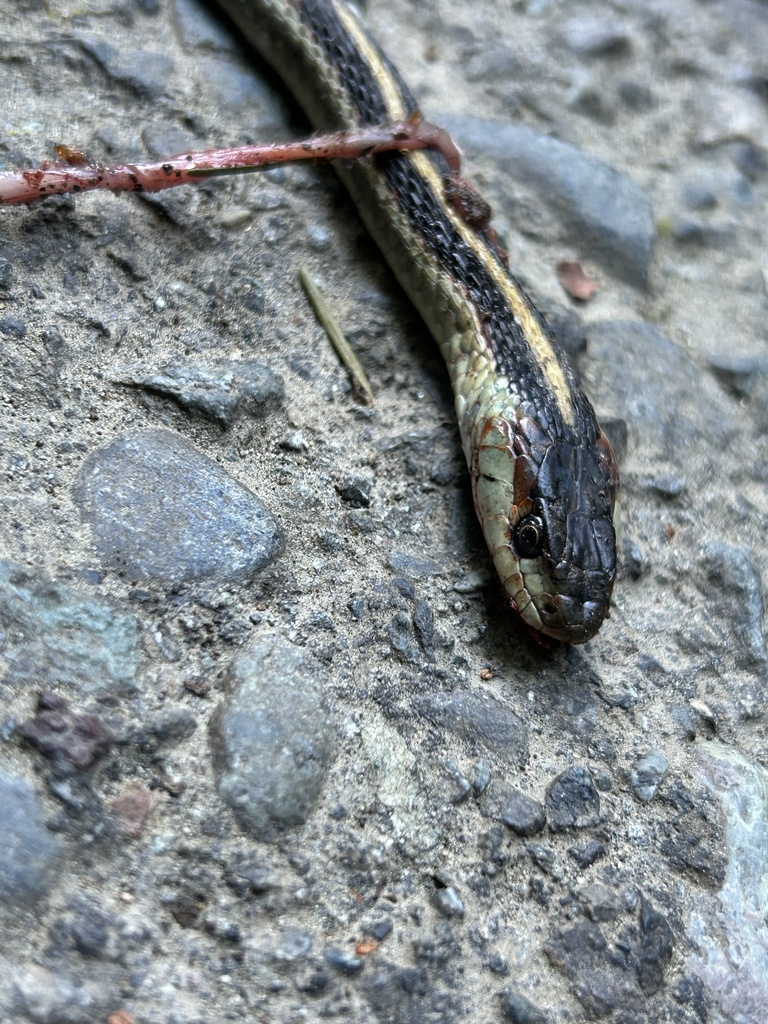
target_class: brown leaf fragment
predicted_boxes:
[16,693,114,769]
[557,261,598,301]
[54,144,88,165]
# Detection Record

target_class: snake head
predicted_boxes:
[472,413,618,644]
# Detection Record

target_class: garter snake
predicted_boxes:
[214,0,619,643]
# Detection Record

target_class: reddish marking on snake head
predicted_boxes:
[513,454,536,504]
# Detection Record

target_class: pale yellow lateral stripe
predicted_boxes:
[332,2,409,119]
[330,0,575,425]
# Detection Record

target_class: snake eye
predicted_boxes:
[514,514,546,559]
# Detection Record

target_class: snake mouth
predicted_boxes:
[515,587,613,645]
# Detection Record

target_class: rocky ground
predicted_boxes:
[1,0,767,1021]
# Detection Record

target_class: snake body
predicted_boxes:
[215,0,619,643]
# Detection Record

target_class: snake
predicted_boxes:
[213,0,619,644]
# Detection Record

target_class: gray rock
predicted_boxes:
[0,314,26,338]
[465,44,519,82]
[527,842,564,880]
[545,898,672,1016]
[658,780,727,888]
[586,320,737,457]
[388,550,443,579]
[0,256,12,289]
[414,690,528,764]
[631,750,669,803]
[325,947,365,975]
[12,963,113,1024]
[439,117,653,286]
[708,353,763,399]
[0,774,60,908]
[209,634,333,839]
[697,543,767,675]
[171,0,238,50]
[432,885,464,918]
[498,987,550,1024]
[119,359,284,428]
[364,917,393,941]
[567,839,606,869]
[636,896,674,996]
[74,429,282,588]
[0,561,141,693]
[545,765,600,830]
[362,960,460,1023]
[688,744,768,1020]
[484,782,545,837]
[51,894,121,961]
[577,881,623,922]
[77,35,173,100]
[388,610,425,664]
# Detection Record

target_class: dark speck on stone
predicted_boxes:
[74,429,282,588]
[0,773,61,907]
[546,765,600,830]
[209,634,333,841]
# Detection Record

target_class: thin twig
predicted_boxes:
[0,116,461,207]
[299,268,376,407]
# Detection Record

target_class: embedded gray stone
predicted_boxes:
[0,774,61,908]
[546,766,600,830]
[439,118,653,286]
[210,634,333,840]
[631,750,669,803]
[74,429,282,588]
[0,561,141,694]
[119,359,283,427]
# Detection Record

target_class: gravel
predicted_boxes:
[1,0,766,1020]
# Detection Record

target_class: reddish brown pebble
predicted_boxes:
[556,260,599,301]
[111,786,152,838]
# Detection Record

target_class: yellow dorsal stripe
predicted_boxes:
[330,0,575,425]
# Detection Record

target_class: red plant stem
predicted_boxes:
[0,117,461,207]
